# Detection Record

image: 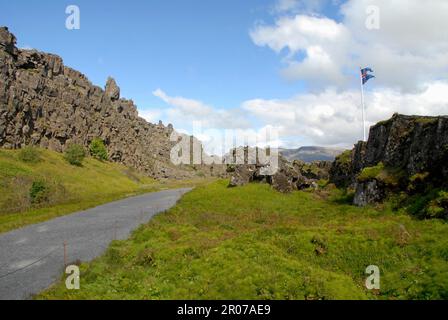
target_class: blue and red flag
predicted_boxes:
[361,67,375,85]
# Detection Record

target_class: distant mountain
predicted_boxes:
[279,146,346,163]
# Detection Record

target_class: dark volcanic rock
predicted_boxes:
[362,114,448,178]
[268,157,300,193]
[353,180,385,206]
[330,113,448,206]
[0,27,18,56]
[0,27,209,179]
[228,164,257,187]
[227,148,324,193]
[105,77,120,101]
[294,160,332,180]
[329,142,367,188]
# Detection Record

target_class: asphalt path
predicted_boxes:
[0,188,192,300]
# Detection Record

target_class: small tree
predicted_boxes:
[89,138,108,161]
[64,144,86,166]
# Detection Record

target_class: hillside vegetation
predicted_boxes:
[40,180,448,300]
[0,148,205,233]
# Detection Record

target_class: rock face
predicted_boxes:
[353,180,385,207]
[105,77,120,101]
[330,113,448,206]
[0,27,204,178]
[228,148,329,193]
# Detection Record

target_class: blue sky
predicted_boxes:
[1,0,447,150]
[0,0,316,109]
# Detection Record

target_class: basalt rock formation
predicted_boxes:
[330,113,448,207]
[227,147,330,192]
[0,27,208,179]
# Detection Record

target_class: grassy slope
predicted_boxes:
[0,148,208,233]
[40,180,448,300]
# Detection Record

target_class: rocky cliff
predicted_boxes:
[330,113,448,208]
[0,27,196,178]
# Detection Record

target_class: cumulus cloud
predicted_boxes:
[251,0,448,92]
[144,1,448,150]
[243,82,448,146]
[138,108,163,123]
[152,89,250,130]
[147,81,448,150]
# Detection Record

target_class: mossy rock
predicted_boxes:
[357,163,405,187]
[335,150,352,165]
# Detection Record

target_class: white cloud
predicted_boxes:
[20,45,34,50]
[250,14,353,87]
[138,108,163,123]
[147,81,448,150]
[152,89,250,130]
[142,1,448,150]
[252,0,448,92]
[243,82,448,146]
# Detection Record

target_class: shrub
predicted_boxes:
[195,171,206,178]
[30,180,49,204]
[89,138,108,161]
[425,191,448,219]
[64,144,86,166]
[18,146,41,163]
[404,189,448,219]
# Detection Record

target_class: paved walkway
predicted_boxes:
[0,188,191,300]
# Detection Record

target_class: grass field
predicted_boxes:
[0,148,209,234]
[39,180,448,300]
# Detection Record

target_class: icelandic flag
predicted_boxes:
[361,67,375,85]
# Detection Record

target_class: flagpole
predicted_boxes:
[360,67,366,142]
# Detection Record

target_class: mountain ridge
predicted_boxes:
[279,146,345,162]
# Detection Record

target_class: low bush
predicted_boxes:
[30,180,49,204]
[64,144,86,166]
[425,191,448,219]
[18,146,41,163]
[89,138,108,161]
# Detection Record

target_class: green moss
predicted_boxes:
[358,163,385,182]
[357,163,405,187]
[415,117,438,125]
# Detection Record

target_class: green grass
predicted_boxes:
[0,148,210,233]
[39,180,448,300]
